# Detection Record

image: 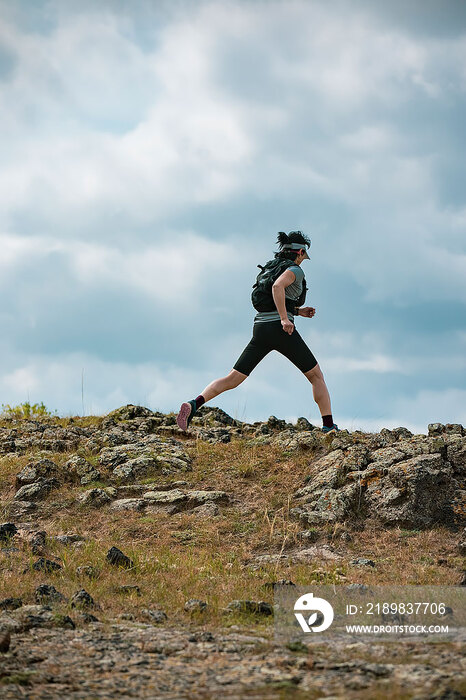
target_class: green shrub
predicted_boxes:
[1,401,57,419]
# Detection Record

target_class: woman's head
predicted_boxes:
[274,231,311,261]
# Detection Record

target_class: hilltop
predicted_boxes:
[0,405,464,699]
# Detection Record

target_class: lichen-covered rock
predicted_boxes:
[141,609,167,623]
[191,502,220,517]
[52,533,85,546]
[295,417,315,431]
[110,488,228,514]
[194,406,239,427]
[106,404,154,421]
[64,455,101,485]
[35,584,66,605]
[292,483,363,524]
[341,445,371,471]
[14,478,59,501]
[106,546,134,569]
[364,453,460,527]
[98,438,192,481]
[71,589,95,609]
[295,450,346,500]
[292,437,463,528]
[110,498,147,511]
[31,557,62,573]
[15,458,59,486]
[184,599,207,613]
[369,446,407,469]
[112,456,160,481]
[224,600,273,616]
[272,430,320,451]
[0,605,75,633]
[186,490,229,506]
[194,428,231,444]
[446,436,466,475]
[143,488,187,504]
[78,487,116,507]
[5,500,37,518]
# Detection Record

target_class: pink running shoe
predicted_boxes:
[176,400,197,431]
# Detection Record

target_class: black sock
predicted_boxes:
[322,414,333,428]
[194,394,205,410]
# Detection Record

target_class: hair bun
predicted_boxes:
[276,231,290,248]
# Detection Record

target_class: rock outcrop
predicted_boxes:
[291,424,465,528]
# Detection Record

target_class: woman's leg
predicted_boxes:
[304,364,332,416]
[200,369,247,402]
[177,325,270,430]
[272,323,333,419]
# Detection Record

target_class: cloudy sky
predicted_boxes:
[1,0,465,432]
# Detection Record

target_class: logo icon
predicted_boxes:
[294,592,334,633]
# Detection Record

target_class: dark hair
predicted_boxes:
[274,231,311,260]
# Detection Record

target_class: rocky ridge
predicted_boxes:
[0,405,465,698]
[1,405,464,529]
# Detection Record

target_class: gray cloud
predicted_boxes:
[0,0,465,428]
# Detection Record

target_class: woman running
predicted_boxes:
[176,231,338,433]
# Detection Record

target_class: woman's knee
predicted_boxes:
[304,363,324,382]
[226,369,248,388]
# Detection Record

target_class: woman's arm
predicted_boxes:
[272,269,296,334]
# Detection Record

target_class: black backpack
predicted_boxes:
[251,258,307,312]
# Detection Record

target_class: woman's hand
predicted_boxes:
[299,306,316,318]
[281,318,294,334]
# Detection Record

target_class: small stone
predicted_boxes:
[296,417,315,431]
[191,502,220,517]
[141,609,168,624]
[35,584,66,605]
[428,423,444,436]
[75,612,99,624]
[53,534,85,545]
[340,531,353,542]
[117,585,141,596]
[459,571,466,586]
[7,501,37,518]
[30,530,46,554]
[0,523,17,542]
[71,589,95,609]
[297,529,319,543]
[345,583,369,592]
[31,558,62,573]
[263,579,296,590]
[184,599,208,613]
[118,612,135,621]
[79,470,102,485]
[225,600,273,616]
[0,627,11,653]
[76,565,100,579]
[78,488,113,507]
[0,597,23,611]
[445,423,463,435]
[350,558,375,567]
[106,546,134,569]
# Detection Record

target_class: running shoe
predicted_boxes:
[322,423,340,433]
[176,400,197,431]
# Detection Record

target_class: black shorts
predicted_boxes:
[233,320,318,376]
